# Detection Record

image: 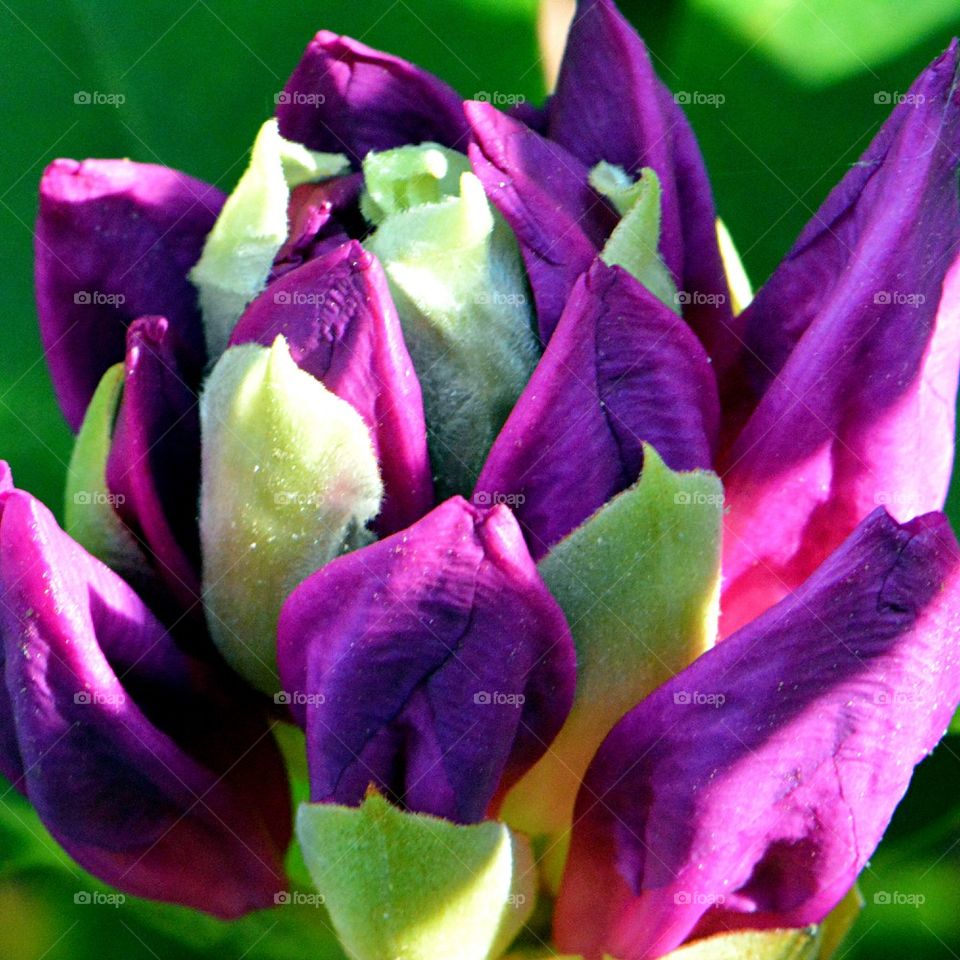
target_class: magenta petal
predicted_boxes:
[35,159,223,430]
[720,44,960,634]
[556,508,960,960]
[105,316,202,615]
[465,99,619,343]
[476,261,718,559]
[230,241,433,533]
[0,490,289,917]
[277,497,575,824]
[277,32,470,162]
[548,0,735,370]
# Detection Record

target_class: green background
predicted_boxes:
[2,0,960,957]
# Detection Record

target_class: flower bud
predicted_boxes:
[199,335,382,691]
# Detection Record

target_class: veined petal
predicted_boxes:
[231,241,432,534]
[277,497,575,824]
[465,99,619,343]
[0,489,290,917]
[556,509,960,959]
[721,44,960,634]
[547,0,735,370]
[35,158,223,430]
[106,316,203,616]
[277,31,470,163]
[476,261,718,559]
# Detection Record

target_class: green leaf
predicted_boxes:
[297,792,535,960]
[189,118,349,360]
[63,363,147,577]
[501,446,723,884]
[199,336,382,692]
[363,143,540,499]
[591,162,679,311]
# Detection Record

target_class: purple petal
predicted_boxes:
[548,0,735,370]
[0,490,290,917]
[0,467,20,784]
[270,174,365,282]
[720,44,960,634]
[476,261,718,559]
[465,99,619,343]
[230,241,433,534]
[106,316,203,615]
[556,508,960,959]
[35,159,223,430]
[0,462,11,493]
[277,32,470,163]
[277,497,575,824]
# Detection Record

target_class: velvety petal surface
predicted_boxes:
[106,316,203,616]
[720,43,960,634]
[465,100,619,343]
[231,241,432,534]
[556,508,960,960]
[548,0,735,369]
[277,32,470,163]
[0,489,290,917]
[475,261,718,559]
[277,497,575,824]
[35,159,223,430]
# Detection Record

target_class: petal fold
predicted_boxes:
[465,99,619,343]
[556,509,960,959]
[476,261,718,559]
[277,32,471,163]
[0,489,290,917]
[721,44,960,633]
[277,497,576,824]
[547,0,735,368]
[35,158,223,429]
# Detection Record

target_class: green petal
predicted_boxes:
[189,118,349,360]
[297,792,535,960]
[199,336,382,692]
[501,446,723,885]
[590,162,679,311]
[363,143,540,499]
[64,362,147,577]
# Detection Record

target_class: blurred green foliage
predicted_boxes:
[1,0,960,957]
